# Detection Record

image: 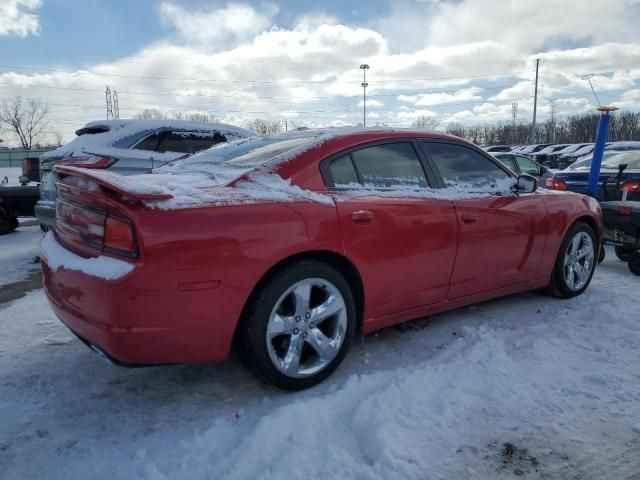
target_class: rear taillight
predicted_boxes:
[545,178,568,190]
[104,216,136,255]
[619,181,640,193]
[62,156,117,169]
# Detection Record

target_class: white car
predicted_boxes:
[36,119,252,230]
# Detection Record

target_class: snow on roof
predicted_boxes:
[605,141,640,151]
[41,119,253,160]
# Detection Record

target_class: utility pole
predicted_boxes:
[360,64,369,127]
[112,89,120,119]
[511,102,518,144]
[105,86,113,120]
[530,58,540,143]
[548,100,557,143]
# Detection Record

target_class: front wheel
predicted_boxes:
[544,222,598,298]
[236,260,356,391]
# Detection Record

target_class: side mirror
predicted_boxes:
[516,174,537,193]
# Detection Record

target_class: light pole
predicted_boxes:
[360,64,369,127]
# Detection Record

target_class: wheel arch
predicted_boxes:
[235,250,366,342]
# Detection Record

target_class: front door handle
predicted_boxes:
[461,214,478,225]
[351,210,374,224]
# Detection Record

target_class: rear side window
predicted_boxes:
[329,155,358,185]
[495,154,516,170]
[133,132,163,152]
[348,142,428,188]
[421,142,509,186]
[158,132,226,154]
[515,155,541,175]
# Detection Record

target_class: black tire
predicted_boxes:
[544,221,598,298]
[9,217,18,232]
[615,246,633,262]
[0,217,12,235]
[628,255,640,276]
[598,246,606,264]
[40,224,49,233]
[235,260,356,391]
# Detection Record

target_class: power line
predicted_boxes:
[0,64,527,85]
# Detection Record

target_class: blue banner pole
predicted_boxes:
[586,107,618,197]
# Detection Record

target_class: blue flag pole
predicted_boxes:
[586,106,619,197]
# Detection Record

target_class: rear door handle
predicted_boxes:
[351,210,374,224]
[461,214,478,225]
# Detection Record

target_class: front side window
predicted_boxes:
[495,154,516,171]
[347,142,428,188]
[421,141,510,187]
[515,156,541,176]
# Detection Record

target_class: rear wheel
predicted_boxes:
[544,222,597,298]
[615,246,633,262]
[236,261,356,391]
[628,255,640,276]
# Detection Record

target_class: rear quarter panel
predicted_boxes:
[129,199,343,358]
[536,190,602,279]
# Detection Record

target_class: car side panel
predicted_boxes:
[534,191,603,280]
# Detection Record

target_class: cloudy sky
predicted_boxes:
[1,0,639,145]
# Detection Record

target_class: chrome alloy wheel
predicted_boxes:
[563,231,595,291]
[266,278,348,378]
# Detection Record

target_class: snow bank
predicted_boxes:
[40,232,134,280]
[0,224,43,286]
[0,167,23,186]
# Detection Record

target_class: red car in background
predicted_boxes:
[41,129,602,390]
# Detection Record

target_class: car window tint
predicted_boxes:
[157,133,192,153]
[350,143,428,188]
[133,132,163,151]
[329,155,358,186]
[421,141,509,186]
[515,156,540,175]
[496,154,516,170]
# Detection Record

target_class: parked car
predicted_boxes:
[483,145,512,152]
[544,143,591,168]
[493,152,553,182]
[0,184,39,234]
[41,129,602,390]
[557,144,595,169]
[35,119,252,230]
[519,143,552,155]
[605,141,640,151]
[546,150,640,201]
[530,144,570,166]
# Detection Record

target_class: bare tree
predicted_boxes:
[411,115,439,130]
[135,109,169,120]
[246,118,283,135]
[187,112,217,123]
[0,96,49,150]
[53,131,64,147]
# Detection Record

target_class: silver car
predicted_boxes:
[36,119,252,230]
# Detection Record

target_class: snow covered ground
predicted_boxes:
[1,231,640,479]
[0,225,43,287]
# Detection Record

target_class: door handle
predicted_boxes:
[351,210,374,224]
[461,214,478,225]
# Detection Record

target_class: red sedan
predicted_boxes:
[41,129,602,390]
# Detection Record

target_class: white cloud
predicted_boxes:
[159,2,278,48]
[0,0,41,37]
[398,87,483,106]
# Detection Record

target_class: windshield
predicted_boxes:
[567,151,640,170]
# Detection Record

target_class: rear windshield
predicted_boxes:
[164,135,317,170]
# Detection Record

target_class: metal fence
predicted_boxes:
[0,149,51,168]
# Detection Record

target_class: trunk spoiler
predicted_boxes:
[54,165,173,201]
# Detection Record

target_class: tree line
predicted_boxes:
[445,111,640,146]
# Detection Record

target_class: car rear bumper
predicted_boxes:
[41,249,236,365]
[35,200,56,228]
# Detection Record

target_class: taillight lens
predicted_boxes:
[619,181,640,193]
[62,156,117,169]
[104,216,136,255]
[545,178,568,190]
